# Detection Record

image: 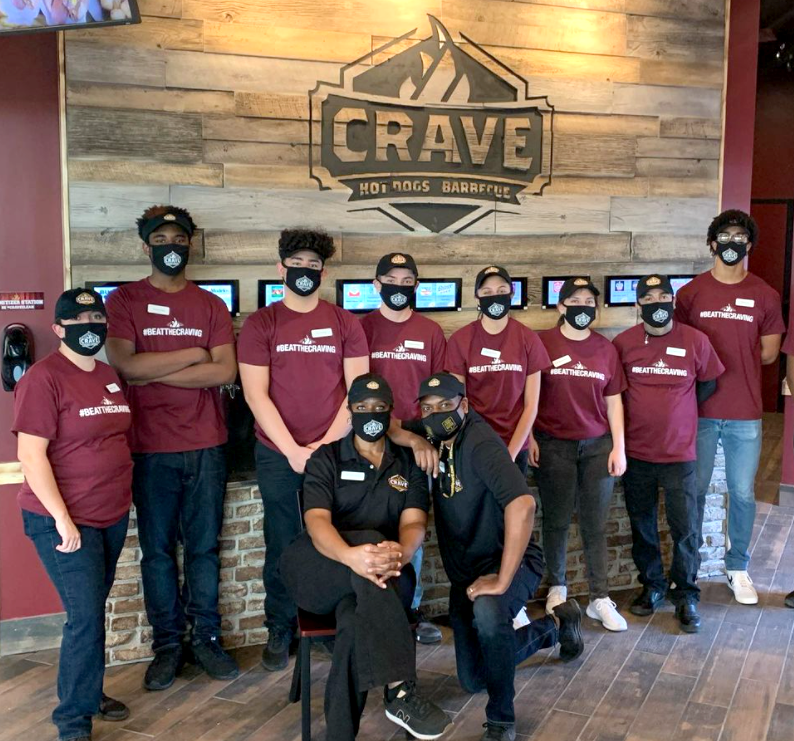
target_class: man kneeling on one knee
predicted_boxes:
[281,373,451,741]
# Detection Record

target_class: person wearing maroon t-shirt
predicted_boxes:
[447,265,550,475]
[614,275,725,633]
[531,277,628,633]
[361,251,447,645]
[106,206,240,690]
[14,288,133,741]
[675,210,785,605]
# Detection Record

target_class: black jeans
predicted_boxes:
[255,441,304,632]
[132,445,226,651]
[515,448,529,477]
[623,458,700,602]
[449,564,557,726]
[281,530,416,741]
[23,510,129,741]
[533,431,615,599]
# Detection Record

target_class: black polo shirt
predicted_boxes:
[303,431,430,542]
[406,411,544,586]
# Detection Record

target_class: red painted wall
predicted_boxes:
[0,34,66,620]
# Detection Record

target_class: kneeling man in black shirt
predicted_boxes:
[413,373,585,741]
[281,374,450,741]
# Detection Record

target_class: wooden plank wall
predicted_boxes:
[64,0,726,335]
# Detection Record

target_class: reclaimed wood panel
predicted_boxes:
[202,115,317,144]
[613,83,722,119]
[67,83,236,115]
[610,197,718,233]
[69,184,171,229]
[639,59,723,89]
[203,141,317,166]
[660,117,723,139]
[631,233,708,262]
[69,160,224,187]
[137,0,181,16]
[234,92,311,121]
[66,41,166,87]
[69,17,204,52]
[637,137,721,160]
[222,164,324,189]
[636,158,720,179]
[626,14,724,63]
[71,229,206,265]
[555,134,637,177]
[555,113,659,137]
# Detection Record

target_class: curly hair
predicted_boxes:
[136,205,197,241]
[278,229,336,263]
[707,209,759,249]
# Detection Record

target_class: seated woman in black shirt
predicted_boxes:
[280,373,451,741]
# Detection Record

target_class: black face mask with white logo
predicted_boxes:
[479,294,512,320]
[62,322,107,356]
[641,301,674,329]
[716,242,747,266]
[150,243,190,276]
[564,305,596,330]
[284,266,322,296]
[379,283,414,311]
[351,411,390,442]
[423,403,464,442]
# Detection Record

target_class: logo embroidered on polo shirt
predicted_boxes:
[388,474,409,492]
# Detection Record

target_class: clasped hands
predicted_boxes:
[345,541,405,589]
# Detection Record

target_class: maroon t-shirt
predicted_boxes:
[106,279,235,454]
[535,327,626,441]
[675,271,785,420]
[781,329,794,356]
[361,310,446,421]
[13,352,133,528]
[613,323,725,463]
[237,300,369,451]
[446,318,550,450]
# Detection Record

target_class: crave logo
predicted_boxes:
[309,16,554,233]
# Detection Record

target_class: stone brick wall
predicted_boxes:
[104,456,727,665]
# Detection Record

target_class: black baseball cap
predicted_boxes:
[348,373,394,406]
[139,209,195,244]
[417,372,465,402]
[54,288,106,322]
[558,277,600,304]
[376,253,418,279]
[636,274,674,300]
[474,265,512,294]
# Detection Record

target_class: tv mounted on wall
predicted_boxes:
[0,0,140,35]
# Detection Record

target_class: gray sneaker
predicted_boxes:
[481,722,516,740]
[412,610,443,644]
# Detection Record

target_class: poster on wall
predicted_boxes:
[0,292,44,311]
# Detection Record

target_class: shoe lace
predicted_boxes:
[734,572,754,588]
[400,681,433,716]
[595,598,618,614]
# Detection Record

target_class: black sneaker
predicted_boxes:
[144,645,184,691]
[786,590,794,608]
[96,694,130,721]
[411,609,443,645]
[261,626,292,672]
[192,636,240,680]
[675,599,702,634]
[553,598,584,663]
[384,681,451,739]
[630,587,665,616]
[481,722,516,741]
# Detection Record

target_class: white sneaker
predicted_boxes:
[727,570,759,605]
[545,586,567,615]
[586,597,628,632]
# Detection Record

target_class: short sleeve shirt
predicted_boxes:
[535,327,626,441]
[105,279,235,454]
[446,318,551,450]
[237,300,369,451]
[13,352,133,528]
[361,310,446,421]
[674,271,785,420]
[613,323,725,463]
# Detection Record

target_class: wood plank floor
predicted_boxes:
[2,501,794,741]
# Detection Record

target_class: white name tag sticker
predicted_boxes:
[147,304,170,316]
[340,470,365,481]
[735,298,755,308]
[312,328,333,338]
[666,347,686,357]
[404,340,425,350]
[481,348,501,359]
[106,383,121,393]
[552,355,572,368]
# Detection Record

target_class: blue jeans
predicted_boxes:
[410,545,424,611]
[132,446,226,651]
[695,418,762,571]
[449,563,558,726]
[23,510,129,741]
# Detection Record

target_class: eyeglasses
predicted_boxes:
[716,232,750,245]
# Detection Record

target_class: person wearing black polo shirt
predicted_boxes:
[412,373,584,741]
[614,275,724,633]
[280,374,451,741]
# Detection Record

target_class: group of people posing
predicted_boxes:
[12,205,794,741]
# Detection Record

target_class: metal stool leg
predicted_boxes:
[289,640,302,704]
[301,637,312,741]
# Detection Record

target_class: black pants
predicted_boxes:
[623,457,700,602]
[256,441,304,632]
[281,530,416,741]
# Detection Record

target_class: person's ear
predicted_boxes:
[142,242,151,259]
[374,279,382,293]
[277,262,286,279]
[461,397,469,415]
[52,323,65,340]
[556,302,566,317]
[321,265,329,279]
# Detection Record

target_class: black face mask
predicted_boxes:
[351,411,390,442]
[150,243,190,276]
[564,305,596,330]
[640,301,674,328]
[284,266,322,296]
[62,322,107,356]
[479,294,512,319]
[423,403,464,442]
[379,283,414,311]
[715,242,747,266]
